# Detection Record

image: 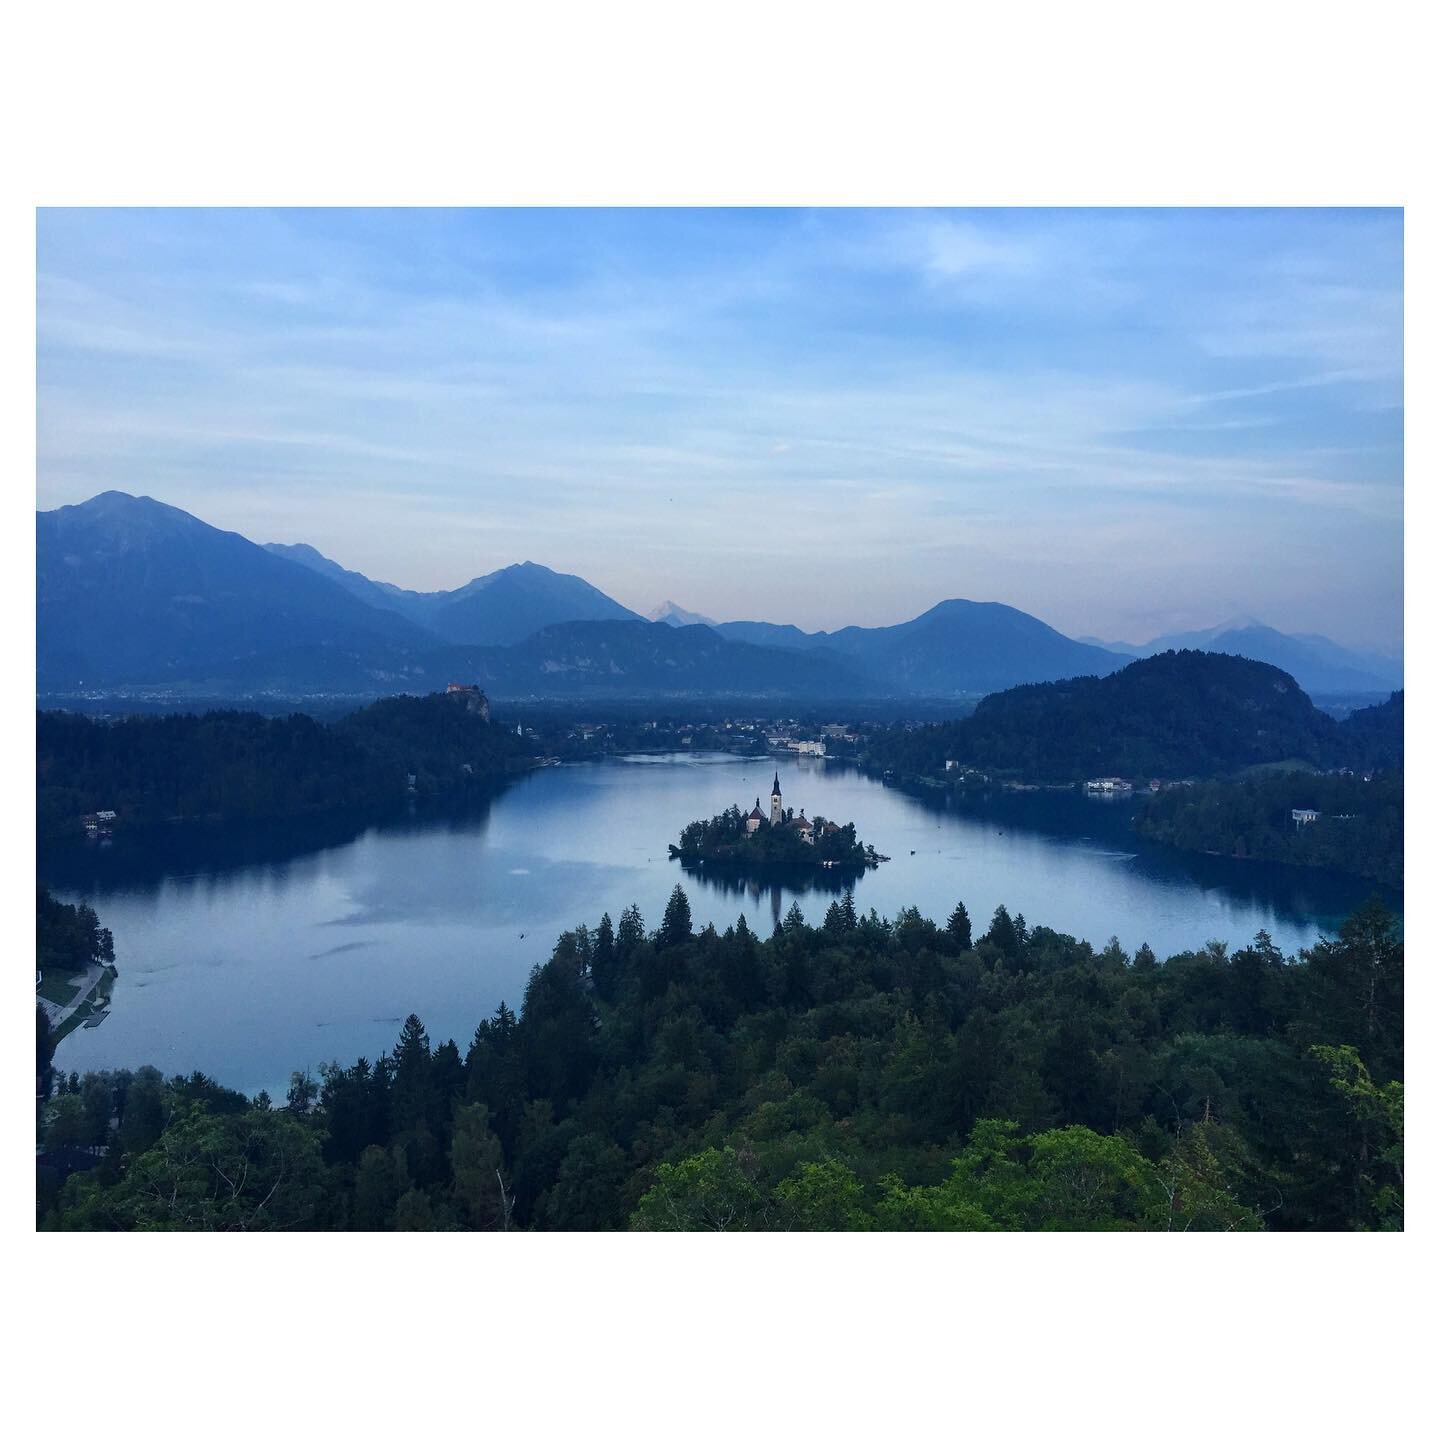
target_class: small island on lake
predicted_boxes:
[669,771,885,872]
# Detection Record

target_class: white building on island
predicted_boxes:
[741,772,837,846]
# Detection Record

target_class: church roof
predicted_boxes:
[748,800,764,819]
[791,813,813,831]
[772,771,782,796]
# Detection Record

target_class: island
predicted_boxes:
[669,770,885,872]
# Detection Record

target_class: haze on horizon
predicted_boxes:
[36,208,1403,652]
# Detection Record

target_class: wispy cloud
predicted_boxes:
[35,207,1403,648]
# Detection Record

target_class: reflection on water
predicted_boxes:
[677,856,858,930]
[40,754,1399,1095]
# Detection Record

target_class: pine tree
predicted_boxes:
[390,1015,439,1176]
[657,886,694,949]
[617,904,646,959]
[984,904,1020,959]
[946,900,972,949]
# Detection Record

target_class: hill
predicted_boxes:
[1134,769,1402,888]
[36,689,528,836]
[444,619,868,698]
[1337,691,1403,769]
[865,650,1364,783]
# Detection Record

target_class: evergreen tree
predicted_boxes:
[353,1144,399,1230]
[616,904,646,961]
[592,912,617,999]
[1298,896,1403,1080]
[393,1187,437,1230]
[984,904,1021,959]
[946,900,972,949]
[390,1015,441,1181]
[451,1102,509,1229]
[657,886,694,950]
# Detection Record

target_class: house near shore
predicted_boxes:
[1292,808,1321,826]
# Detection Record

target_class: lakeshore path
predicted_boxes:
[38,963,109,1032]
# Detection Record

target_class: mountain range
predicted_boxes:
[1075,619,1400,697]
[36,492,1399,702]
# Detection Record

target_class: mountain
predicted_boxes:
[266,543,642,645]
[648,601,718,628]
[865,650,1355,782]
[425,562,641,646]
[462,620,866,697]
[57,494,1381,708]
[718,600,1126,694]
[193,619,870,700]
[262,541,425,618]
[38,493,432,688]
[715,620,820,650]
[1085,619,1400,695]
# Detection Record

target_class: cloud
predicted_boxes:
[34,208,1404,648]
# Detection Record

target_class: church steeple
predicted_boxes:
[772,771,782,796]
[770,771,783,826]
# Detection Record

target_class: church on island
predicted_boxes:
[744,772,838,846]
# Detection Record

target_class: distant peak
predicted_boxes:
[46,490,202,529]
[648,600,718,627]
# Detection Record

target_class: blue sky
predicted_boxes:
[36,208,1403,649]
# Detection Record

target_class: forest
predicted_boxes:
[37,885,1402,1231]
[1134,770,1403,887]
[37,885,114,974]
[36,691,529,837]
[862,653,1402,784]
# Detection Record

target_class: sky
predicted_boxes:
[35,208,1403,651]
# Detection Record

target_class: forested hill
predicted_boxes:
[1135,770,1402,888]
[38,888,1403,1231]
[865,651,1399,783]
[36,691,529,836]
[1336,690,1403,770]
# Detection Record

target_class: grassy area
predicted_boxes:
[37,969,83,1006]
[1235,758,1320,778]
[42,967,116,1045]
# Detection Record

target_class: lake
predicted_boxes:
[40,753,1398,1095]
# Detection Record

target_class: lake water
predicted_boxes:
[41,753,1398,1095]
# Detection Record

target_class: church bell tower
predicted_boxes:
[770,771,783,826]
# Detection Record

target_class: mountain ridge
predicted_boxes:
[1081,620,1399,695]
[39,493,1399,702]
